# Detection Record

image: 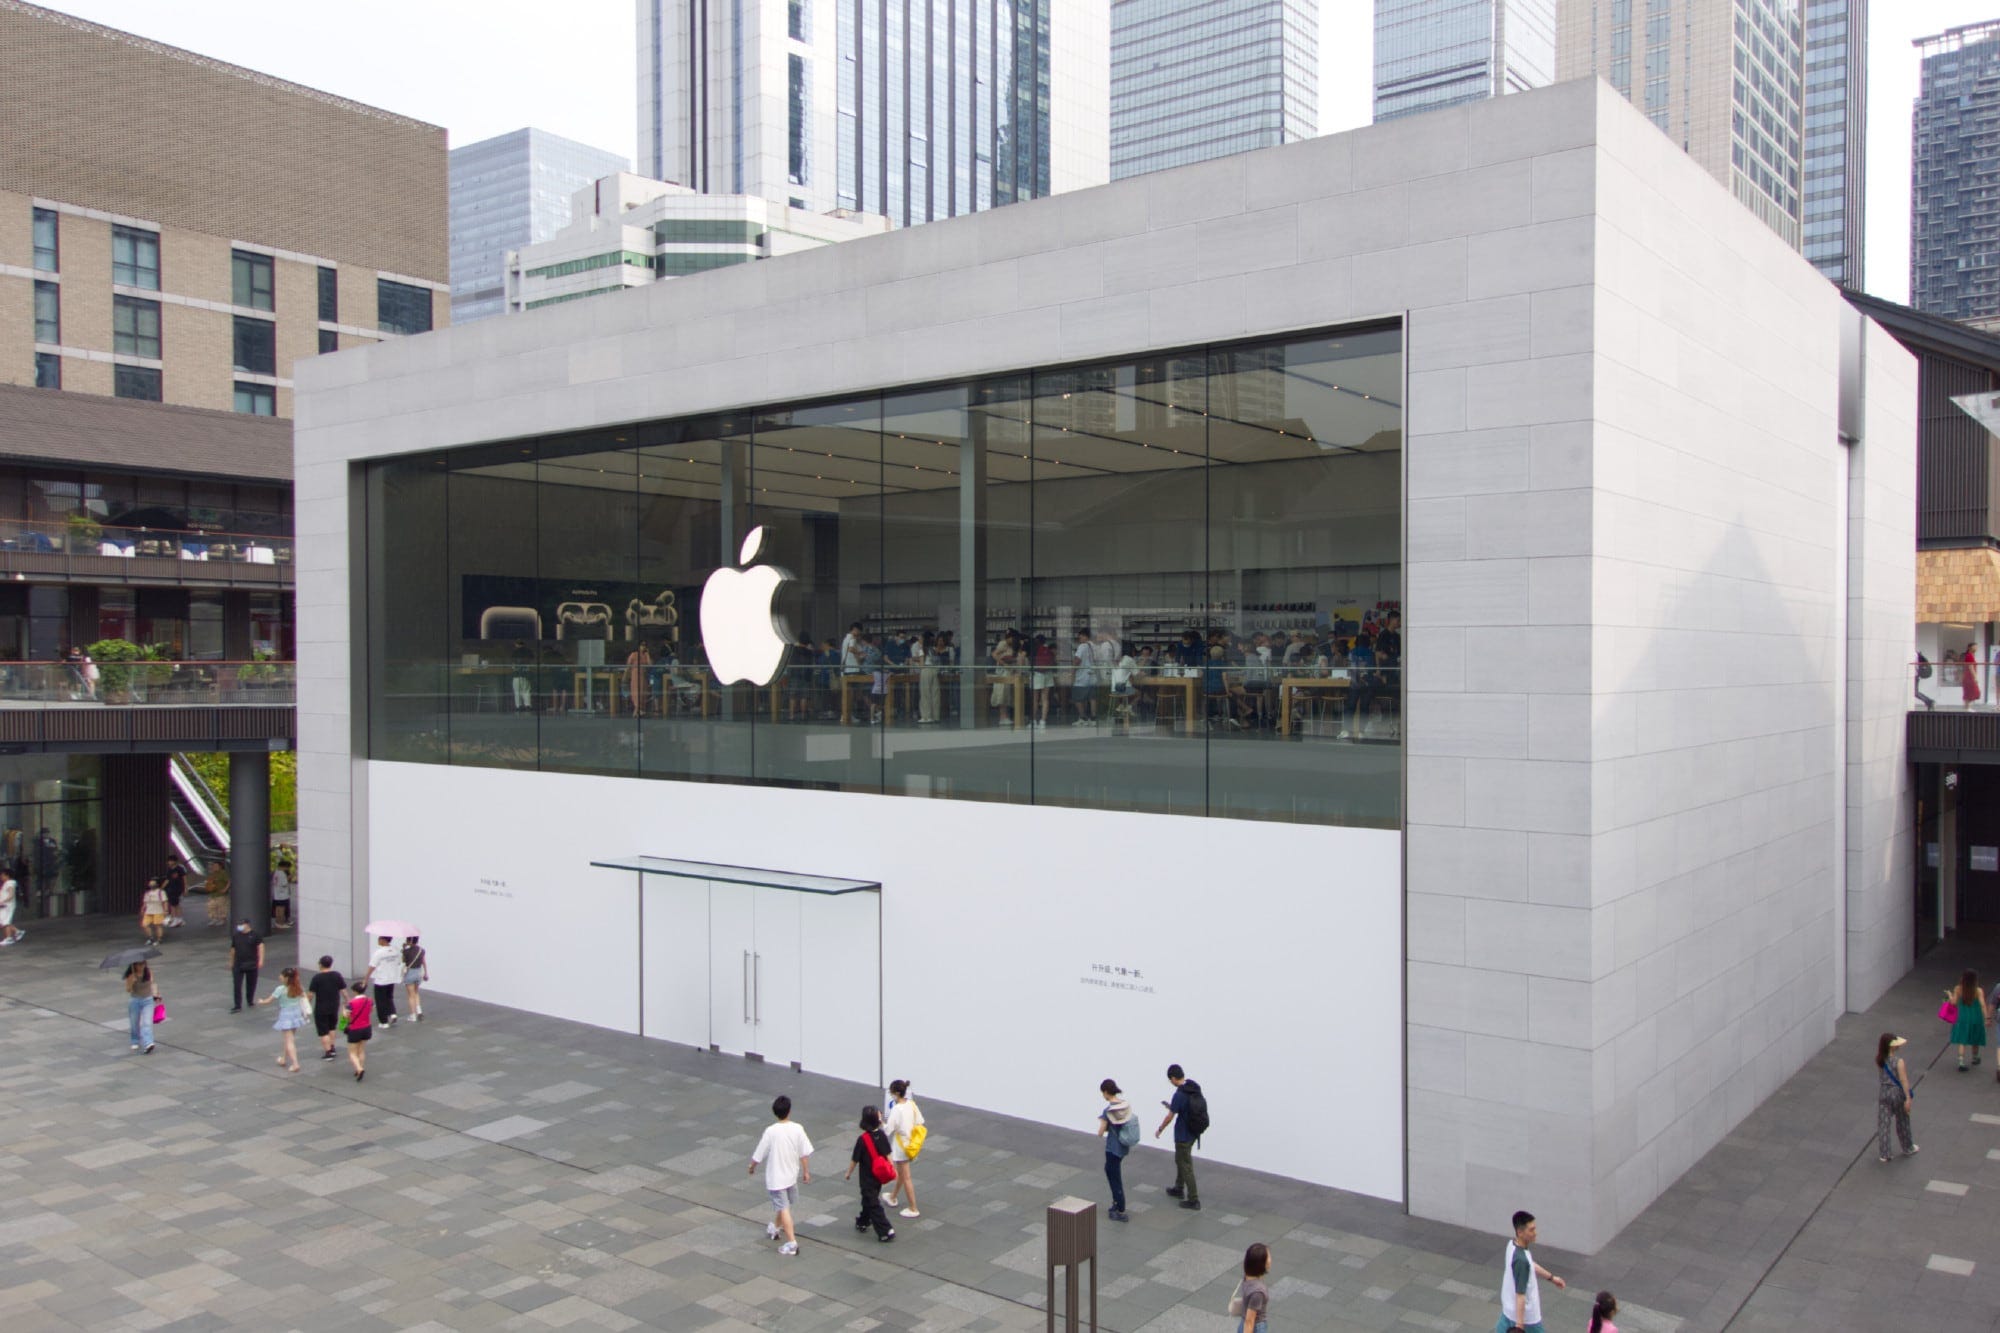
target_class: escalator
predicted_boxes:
[169,754,228,876]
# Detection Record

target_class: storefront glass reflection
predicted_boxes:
[363,324,1404,828]
[0,755,103,917]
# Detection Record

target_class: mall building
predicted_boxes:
[296,79,1917,1251]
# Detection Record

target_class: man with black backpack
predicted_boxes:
[1155,1063,1207,1211]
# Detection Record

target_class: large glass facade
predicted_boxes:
[0,756,102,918]
[363,324,1403,828]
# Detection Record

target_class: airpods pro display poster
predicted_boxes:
[366,761,1404,1203]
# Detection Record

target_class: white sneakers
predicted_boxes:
[766,1223,780,1240]
[899,1208,920,1219]
[778,1241,798,1256]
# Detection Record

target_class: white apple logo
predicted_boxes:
[700,526,794,686]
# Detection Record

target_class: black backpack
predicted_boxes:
[1180,1080,1211,1143]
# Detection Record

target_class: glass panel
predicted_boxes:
[534,433,639,777]
[365,456,449,762]
[111,226,159,290]
[635,414,748,785]
[233,316,275,374]
[1206,329,1403,826]
[232,251,274,311]
[188,592,224,660]
[319,328,339,354]
[33,281,58,344]
[113,366,160,401]
[31,207,57,272]
[446,443,539,769]
[1028,354,1209,817]
[33,352,59,389]
[113,297,160,359]
[378,279,433,335]
[318,265,338,322]
[748,396,880,792]
[233,382,275,416]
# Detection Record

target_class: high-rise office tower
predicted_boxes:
[1111,0,1317,180]
[1559,0,1804,250]
[450,129,629,324]
[1913,23,2000,321]
[1372,0,1556,123]
[1802,0,1864,287]
[636,0,1107,229]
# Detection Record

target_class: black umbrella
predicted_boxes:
[99,946,160,970]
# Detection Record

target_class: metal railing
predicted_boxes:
[0,517,291,566]
[0,659,295,707]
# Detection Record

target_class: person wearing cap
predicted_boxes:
[1876,1033,1919,1162]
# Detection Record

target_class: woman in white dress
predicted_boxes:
[884,1078,925,1218]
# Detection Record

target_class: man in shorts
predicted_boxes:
[747,1094,813,1256]
[0,866,20,945]
[307,955,347,1061]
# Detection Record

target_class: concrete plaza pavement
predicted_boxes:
[0,911,1996,1332]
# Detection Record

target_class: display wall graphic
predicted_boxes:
[365,761,1405,1203]
[462,576,681,645]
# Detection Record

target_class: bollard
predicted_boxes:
[1045,1195,1098,1333]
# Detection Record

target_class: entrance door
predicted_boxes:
[707,881,758,1057]
[751,889,802,1069]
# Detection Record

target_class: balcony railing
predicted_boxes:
[0,518,291,567]
[0,660,295,707]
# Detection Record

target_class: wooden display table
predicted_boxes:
[1278,677,1350,735]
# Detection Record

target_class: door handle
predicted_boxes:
[743,949,751,1023]
[754,952,762,1023]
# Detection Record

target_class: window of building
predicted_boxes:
[33,280,58,345]
[111,225,160,290]
[112,296,161,359]
[377,279,432,336]
[34,352,59,390]
[317,265,338,322]
[113,365,161,401]
[31,207,57,272]
[362,322,1405,829]
[231,250,274,311]
[789,53,810,186]
[318,328,339,354]
[788,0,807,40]
[233,316,275,375]
[233,382,275,416]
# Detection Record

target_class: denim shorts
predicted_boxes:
[766,1185,798,1214]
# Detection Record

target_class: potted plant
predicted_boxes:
[65,511,103,551]
[238,648,279,689]
[84,638,142,702]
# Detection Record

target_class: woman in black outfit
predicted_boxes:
[844,1106,897,1242]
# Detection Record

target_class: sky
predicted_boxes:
[28,0,1994,305]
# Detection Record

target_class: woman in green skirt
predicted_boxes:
[1948,970,1987,1073]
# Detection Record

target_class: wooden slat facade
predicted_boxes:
[0,705,291,752]
[100,754,169,915]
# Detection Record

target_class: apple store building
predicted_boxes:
[299,82,1919,1250]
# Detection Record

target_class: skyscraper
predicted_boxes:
[1372,0,1556,123]
[450,129,629,324]
[636,0,1107,229]
[1559,0,1804,251]
[1802,0,1864,288]
[1111,0,1317,180]
[1913,22,2000,321]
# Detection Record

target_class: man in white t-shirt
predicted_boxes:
[748,1094,813,1256]
[0,870,18,945]
[1499,1209,1565,1333]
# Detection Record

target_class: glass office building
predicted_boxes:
[1373,0,1555,123]
[362,325,1403,828]
[1802,0,1864,288]
[449,129,630,324]
[1110,0,1317,180]
[1914,22,2000,321]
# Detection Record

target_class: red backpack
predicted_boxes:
[860,1129,895,1184]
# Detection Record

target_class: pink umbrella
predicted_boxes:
[364,919,419,938]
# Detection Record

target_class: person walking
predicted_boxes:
[0,864,23,946]
[1498,1210,1566,1333]
[269,862,292,930]
[844,1105,897,1242]
[227,918,263,1012]
[138,877,168,944]
[343,979,374,1081]
[1156,1063,1205,1211]
[1232,1242,1272,1332]
[308,955,346,1062]
[366,934,401,1027]
[1096,1079,1135,1221]
[747,1094,813,1256]
[1963,643,1984,707]
[1948,969,1987,1072]
[162,856,187,928]
[401,936,429,1022]
[884,1078,925,1218]
[1877,1032,1918,1162]
[258,966,308,1072]
[123,960,158,1054]
[1587,1291,1620,1333]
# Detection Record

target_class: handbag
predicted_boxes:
[1117,1118,1141,1150]
[152,999,166,1025]
[860,1130,895,1184]
[1227,1280,1245,1318]
[1941,999,1960,1024]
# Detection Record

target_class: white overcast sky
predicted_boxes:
[32,0,1997,304]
